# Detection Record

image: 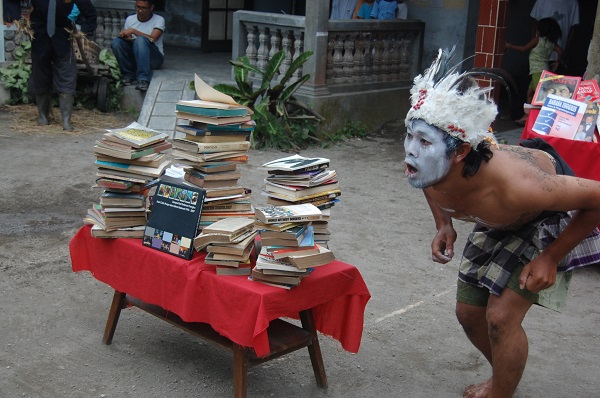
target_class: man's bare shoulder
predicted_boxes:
[491,144,557,176]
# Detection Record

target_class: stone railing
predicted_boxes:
[232,11,424,93]
[326,20,424,92]
[94,8,130,49]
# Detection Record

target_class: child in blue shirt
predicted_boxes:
[370,0,398,20]
[356,0,374,19]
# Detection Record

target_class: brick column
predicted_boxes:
[475,0,509,93]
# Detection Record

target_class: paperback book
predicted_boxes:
[142,179,206,260]
[532,71,581,106]
[105,122,169,148]
[254,203,322,224]
[532,94,587,139]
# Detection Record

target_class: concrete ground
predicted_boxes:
[0,48,597,397]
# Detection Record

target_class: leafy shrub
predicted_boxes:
[0,40,32,104]
[213,50,324,150]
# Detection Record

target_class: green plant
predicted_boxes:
[99,48,122,83]
[213,51,324,150]
[0,40,32,104]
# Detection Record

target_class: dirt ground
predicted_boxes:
[1,104,599,398]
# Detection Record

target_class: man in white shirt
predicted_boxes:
[111,0,165,91]
[330,0,359,19]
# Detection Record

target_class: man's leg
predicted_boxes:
[456,302,492,363]
[457,285,533,398]
[52,48,78,130]
[486,288,532,398]
[131,37,164,90]
[31,43,54,125]
[111,38,136,83]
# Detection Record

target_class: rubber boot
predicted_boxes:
[36,93,50,125]
[58,93,74,131]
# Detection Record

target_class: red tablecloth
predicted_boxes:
[69,225,371,357]
[521,108,600,181]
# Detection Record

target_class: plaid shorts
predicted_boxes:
[457,212,600,311]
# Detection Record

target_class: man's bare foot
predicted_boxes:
[463,378,492,398]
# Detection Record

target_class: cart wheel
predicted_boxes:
[96,77,111,112]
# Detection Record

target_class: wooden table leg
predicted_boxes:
[300,309,328,388]
[232,343,248,398]
[102,290,126,345]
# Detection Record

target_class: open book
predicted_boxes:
[176,75,253,118]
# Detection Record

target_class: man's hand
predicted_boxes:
[519,254,558,293]
[119,28,133,38]
[431,224,456,264]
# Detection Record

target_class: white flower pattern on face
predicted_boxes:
[404,120,452,189]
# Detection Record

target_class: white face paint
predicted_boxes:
[404,120,453,189]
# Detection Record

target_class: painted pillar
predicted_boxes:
[474,0,509,91]
[301,0,330,95]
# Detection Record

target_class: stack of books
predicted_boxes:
[194,217,258,275]
[173,74,255,231]
[251,203,335,289]
[84,123,172,238]
[260,154,341,247]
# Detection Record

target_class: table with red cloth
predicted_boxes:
[520,108,600,180]
[69,225,371,394]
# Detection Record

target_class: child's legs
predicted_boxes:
[527,72,542,104]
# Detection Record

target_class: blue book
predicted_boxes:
[175,99,250,117]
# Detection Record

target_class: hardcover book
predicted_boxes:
[172,138,250,153]
[175,100,251,117]
[142,179,206,260]
[176,121,255,134]
[175,111,252,125]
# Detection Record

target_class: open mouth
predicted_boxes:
[405,163,418,176]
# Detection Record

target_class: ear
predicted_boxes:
[453,142,472,163]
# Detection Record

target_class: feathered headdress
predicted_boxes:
[405,48,515,147]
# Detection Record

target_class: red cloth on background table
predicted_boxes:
[69,225,371,357]
[521,108,600,181]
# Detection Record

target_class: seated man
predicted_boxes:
[111,0,164,91]
[403,49,600,397]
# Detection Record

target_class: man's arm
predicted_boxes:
[120,15,164,43]
[424,190,456,264]
[74,0,97,36]
[508,171,600,292]
[120,27,163,43]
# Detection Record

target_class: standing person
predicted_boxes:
[370,0,399,20]
[506,17,562,125]
[530,0,579,71]
[355,0,374,19]
[403,49,600,398]
[330,0,359,20]
[29,0,97,131]
[3,0,21,24]
[111,0,165,92]
[396,0,407,20]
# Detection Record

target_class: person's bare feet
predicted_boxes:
[463,378,492,398]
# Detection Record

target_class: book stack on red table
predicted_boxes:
[85,122,172,238]
[172,75,256,231]
[260,154,341,247]
[251,203,335,289]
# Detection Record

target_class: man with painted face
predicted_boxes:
[404,49,600,398]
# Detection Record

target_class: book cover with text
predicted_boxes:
[143,180,206,260]
[532,94,587,139]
